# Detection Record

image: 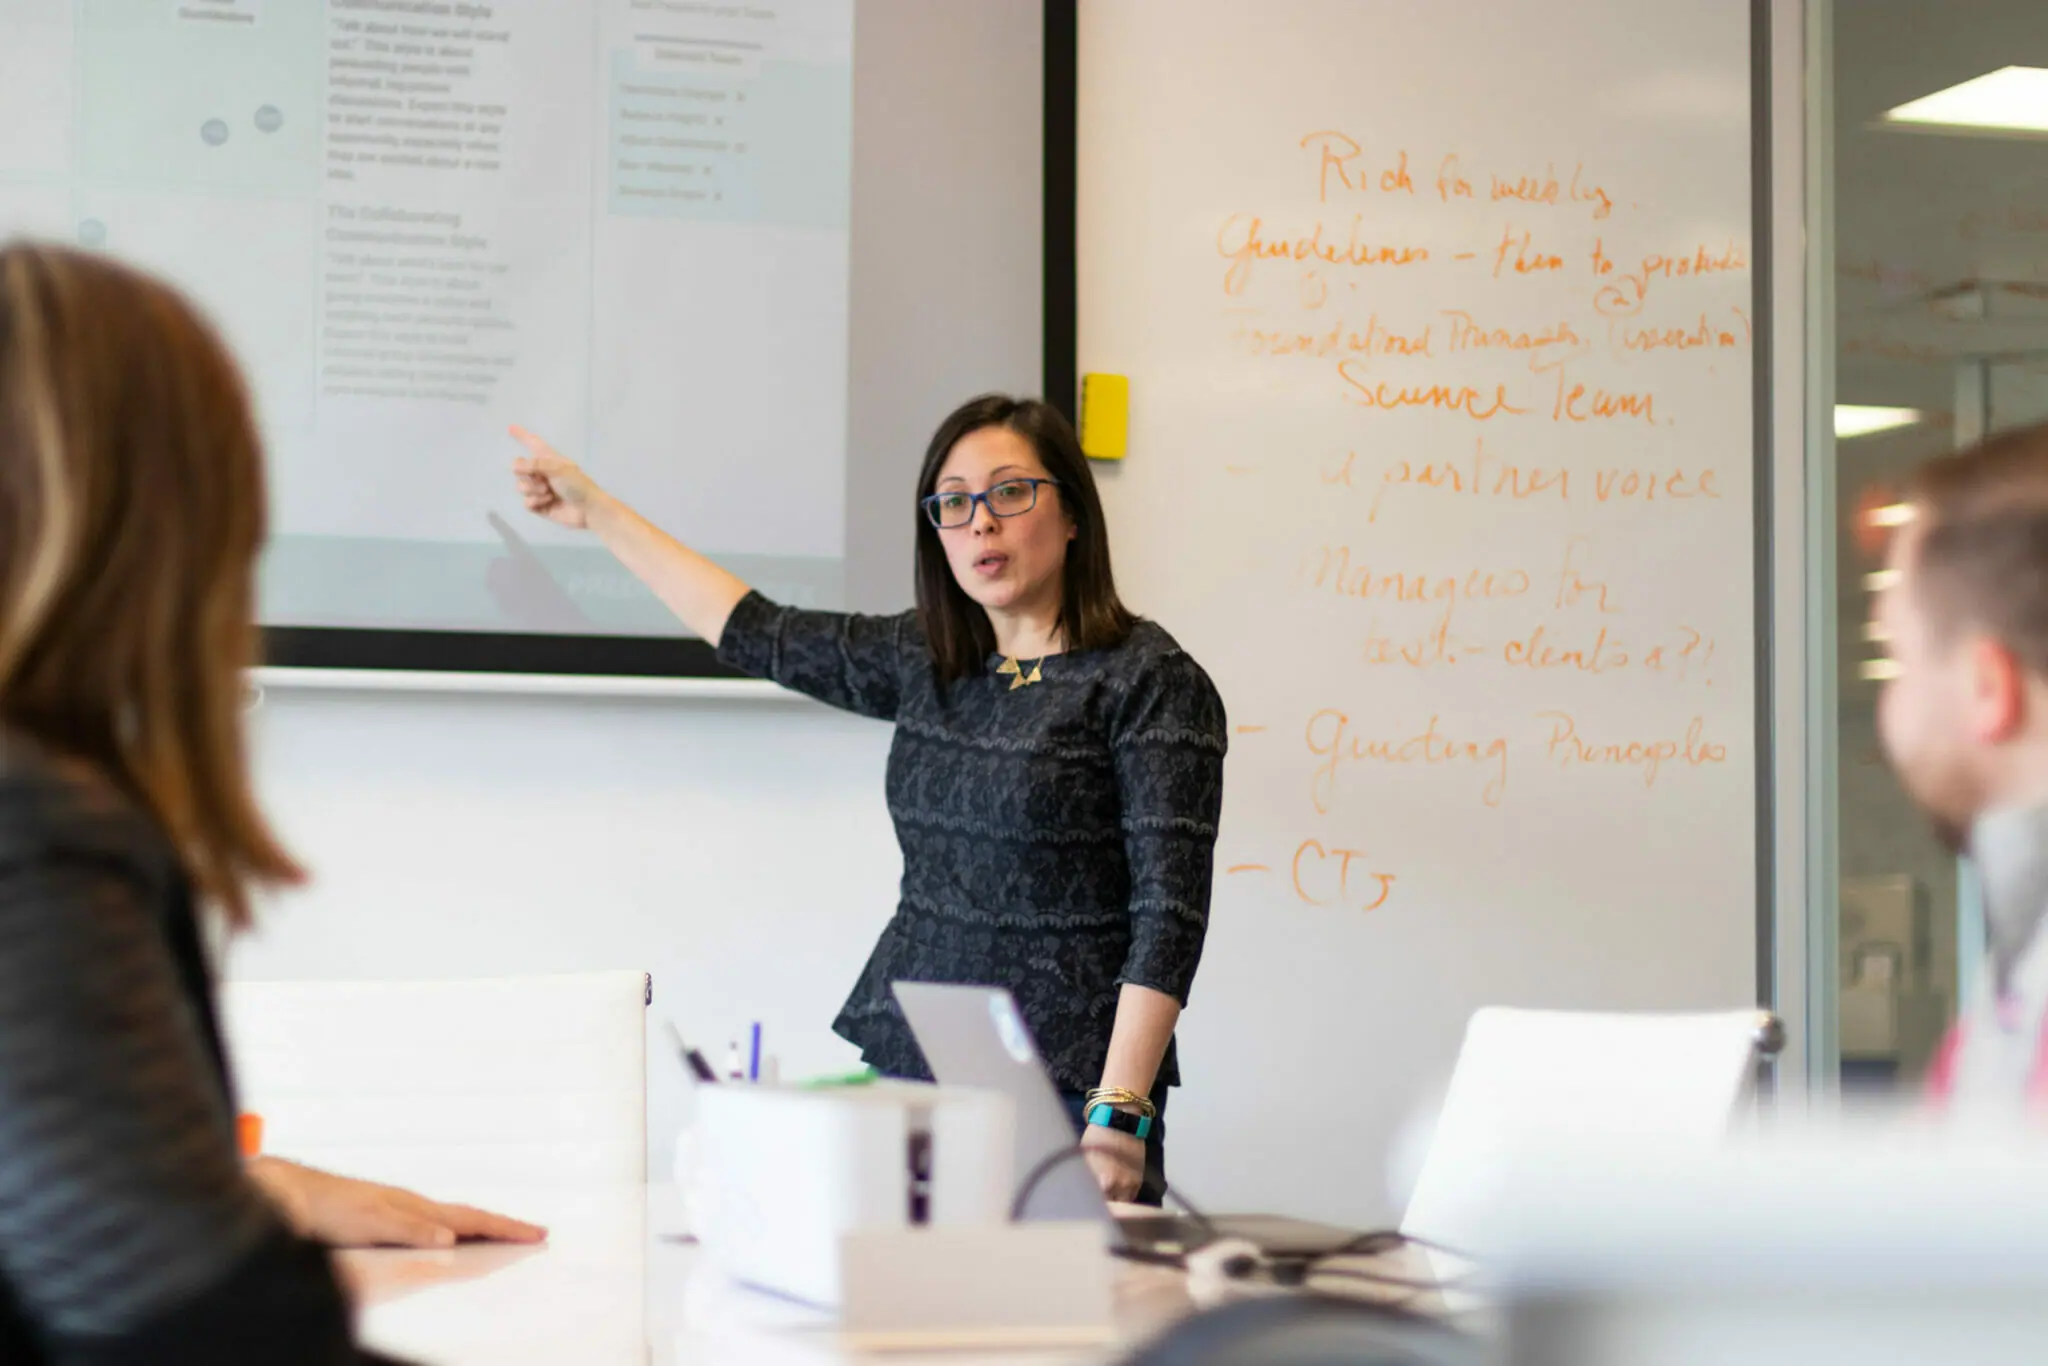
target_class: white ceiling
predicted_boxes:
[1832,0,2048,410]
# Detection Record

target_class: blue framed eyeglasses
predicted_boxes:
[921,478,1060,529]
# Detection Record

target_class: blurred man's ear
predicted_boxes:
[1968,635,2030,745]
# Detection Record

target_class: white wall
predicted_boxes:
[234,690,897,1175]
[229,0,1046,1182]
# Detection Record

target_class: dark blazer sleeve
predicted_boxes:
[0,783,398,1365]
[54,1228,386,1366]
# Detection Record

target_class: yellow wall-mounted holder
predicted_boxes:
[1078,373,1129,460]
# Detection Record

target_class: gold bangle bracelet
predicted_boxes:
[1084,1086,1157,1118]
[1086,1087,1151,1104]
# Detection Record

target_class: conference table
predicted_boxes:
[340,1184,1471,1365]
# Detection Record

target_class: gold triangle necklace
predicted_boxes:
[996,655,1044,690]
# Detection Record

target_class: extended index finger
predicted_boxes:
[507,425,557,462]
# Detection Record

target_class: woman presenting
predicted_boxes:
[511,394,1225,1204]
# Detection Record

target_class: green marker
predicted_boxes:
[797,1067,880,1089]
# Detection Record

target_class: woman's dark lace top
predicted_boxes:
[718,592,1227,1092]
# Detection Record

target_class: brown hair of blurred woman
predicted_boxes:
[0,242,301,926]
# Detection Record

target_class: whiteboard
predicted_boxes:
[1076,0,1761,1224]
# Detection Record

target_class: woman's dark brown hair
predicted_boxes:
[0,243,302,927]
[913,394,1136,686]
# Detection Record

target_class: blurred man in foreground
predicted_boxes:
[1875,419,2048,1111]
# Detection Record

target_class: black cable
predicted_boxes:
[1150,1193,1468,1278]
[1282,1263,1468,1293]
[1012,1143,1219,1231]
[1158,1179,1220,1244]
[1010,1160,1465,1301]
[1009,1143,1091,1221]
[1276,1229,1479,1298]
[1327,1228,1474,1262]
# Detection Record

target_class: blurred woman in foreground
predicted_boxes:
[0,243,537,1365]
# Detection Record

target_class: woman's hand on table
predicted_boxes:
[248,1157,548,1249]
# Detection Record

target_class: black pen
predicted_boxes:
[663,1020,720,1084]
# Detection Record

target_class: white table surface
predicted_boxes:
[341,1184,1466,1366]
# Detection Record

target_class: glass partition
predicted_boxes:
[1828,0,2048,1089]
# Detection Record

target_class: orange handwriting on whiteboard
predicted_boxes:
[1503,623,1631,673]
[1361,614,1492,669]
[1534,355,1658,425]
[1216,215,1430,294]
[1306,709,1510,811]
[1291,840,1396,911]
[1366,440,1572,521]
[1238,315,1436,364]
[1435,155,1475,201]
[1493,226,1565,278]
[1639,242,1748,284]
[1536,712,1729,787]
[1364,453,1718,512]
[1593,466,1720,501]
[1487,163,1614,220]
[1302,544,1533,614]
[1337,363,1527,421]
[1299,131,1416,201]
[1613,307,1752,356]
[1441,311,1585,361]
[1553,535,1621,614]
[1596,242,1748,316]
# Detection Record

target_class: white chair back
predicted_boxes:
[1398,1006,1770,1255]
[220,971,649,1192]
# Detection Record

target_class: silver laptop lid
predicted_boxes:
[891,981,1110,1223]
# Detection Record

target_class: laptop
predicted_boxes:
[892,981,1365,1262]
